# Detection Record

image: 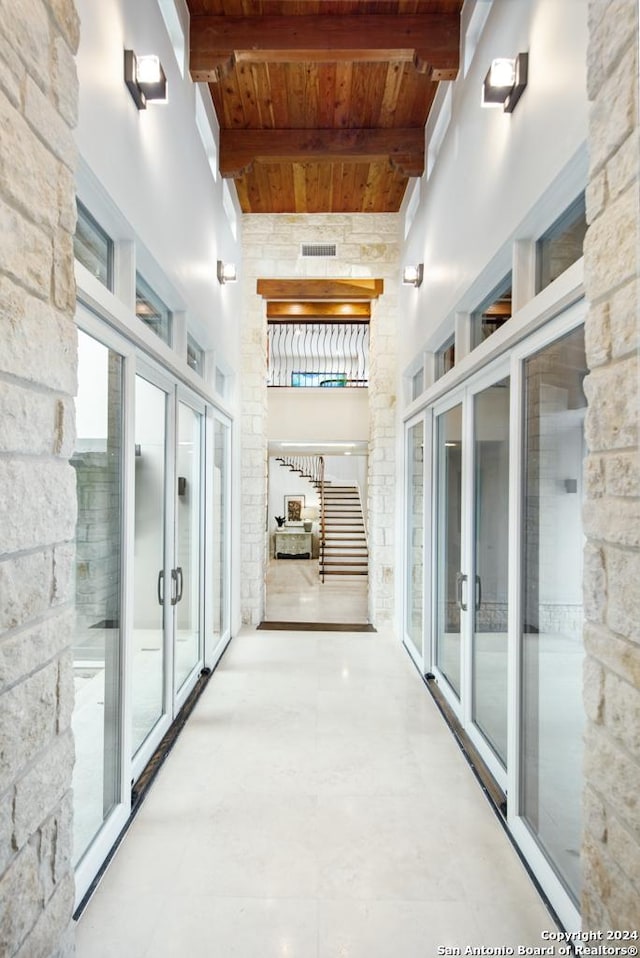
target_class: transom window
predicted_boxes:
[135,274,172,346]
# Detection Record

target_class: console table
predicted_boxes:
[274,531,312,559]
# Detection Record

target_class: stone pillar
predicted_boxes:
[582,0,640,930]
[0,1,79,956]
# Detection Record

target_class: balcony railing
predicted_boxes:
[267,322,369,387]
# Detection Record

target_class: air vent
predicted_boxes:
[301,243,337,258]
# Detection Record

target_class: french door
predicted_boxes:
[131,367,206,776]
[431,359,511,786]
[404,302,587,931]
[72,307,225,906]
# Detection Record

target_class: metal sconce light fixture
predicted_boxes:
[402,264,424,288]
[124,50,167,110]
[482,53,528,113]
[217,260,237,284]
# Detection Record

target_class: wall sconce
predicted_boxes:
[217,260,237,284]
[403,264,424,287]
[124,50,167,110]
[482,53,528,113]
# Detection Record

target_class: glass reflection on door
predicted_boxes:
[434,405,463,696]
[406,420,425,656]
[472,378,510,766]
[132,376,167,756]
[521,326,587,902]
[71,330,123,865]
[175,401,203,691]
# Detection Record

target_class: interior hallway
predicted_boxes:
[75,628,556,957]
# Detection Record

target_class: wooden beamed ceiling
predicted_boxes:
[186,2,463,214]
[190,14,460,82]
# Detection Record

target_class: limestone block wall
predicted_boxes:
[0,1,79,955]
[241,213,400,626]
[582,0,640,930]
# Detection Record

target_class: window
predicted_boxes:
[471,275,512,349]
[157,0,186,77]
[135,274,172,346]
[536,194,587,293]
[291,371,347,388]
[74,201,113,289]
[195,85,218,183]
[187,333,205,376]
[435,336,455,379]
[411,366,425,400]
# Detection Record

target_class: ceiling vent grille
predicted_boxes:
[301,243,337,258]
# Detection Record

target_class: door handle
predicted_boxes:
[175,566,184,603]
[170,568,179,606]
[455,572,468,612]
[157,570,164,605]
[475,574,482,612]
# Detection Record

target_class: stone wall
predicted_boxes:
[0,1,79,955]
[241,214,400,626]
[582,0,640,930]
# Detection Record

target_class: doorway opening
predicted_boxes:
[264,443,371,629]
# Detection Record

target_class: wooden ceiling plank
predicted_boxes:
[333,60,354,129]
[219,127,425,177]
[317,63,338,128]
[189,14,460,82]
[292,162,308,213]
[257,278,384,299]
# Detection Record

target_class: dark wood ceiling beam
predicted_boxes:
[220,128,424,178]
[267,302,370,321]
[257,278,384,300]
[190,14,460,83]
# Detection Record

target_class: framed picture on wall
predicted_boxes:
[284,495,305,522]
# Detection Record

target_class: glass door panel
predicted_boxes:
[406,420,425,657]
[521,326,587,903]
[132,375,168,756]
[472,378,510,766]
[434,404,463,697]
[212,419,230,646]
[175,401,204,691]
[71,330,124,865]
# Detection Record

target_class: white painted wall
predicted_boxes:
[74,0,242,376]
[399,0,589,373]
[267,388,369,441]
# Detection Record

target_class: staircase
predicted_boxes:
[319,484,368,578]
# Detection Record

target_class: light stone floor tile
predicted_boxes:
[318,900,483,957]
[75,627,559,957]
[145,897,319,958]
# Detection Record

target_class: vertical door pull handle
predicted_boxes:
[456,572,468,611]
[157,570,164,605]
[170,568,179,605]
[475,575,482,611]
[175,566,184,603]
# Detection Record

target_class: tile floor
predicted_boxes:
[265,558,369,623]
[75,627,558,957]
